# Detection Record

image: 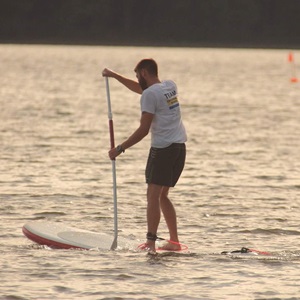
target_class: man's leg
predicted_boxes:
[146,183,163,251]
[160,187,181,250]
[160,187,179,243]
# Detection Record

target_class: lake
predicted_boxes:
[0,44,299,299]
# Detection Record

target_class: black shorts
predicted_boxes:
[145,143,186,187]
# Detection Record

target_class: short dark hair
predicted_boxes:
[134,59,158,76]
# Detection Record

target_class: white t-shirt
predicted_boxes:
[140,80,187,148]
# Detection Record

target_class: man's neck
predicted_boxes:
[147,77,161,88]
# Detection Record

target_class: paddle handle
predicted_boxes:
[105,76,118,250]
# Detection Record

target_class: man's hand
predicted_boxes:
[108,147,121,160]
[102,68,116,78]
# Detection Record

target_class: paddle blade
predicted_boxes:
[110,238,117,250]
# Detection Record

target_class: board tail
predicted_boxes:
[221,247,271,256]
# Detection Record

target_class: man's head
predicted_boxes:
[134,59,158,90]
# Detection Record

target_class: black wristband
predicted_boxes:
[116,145,125,153]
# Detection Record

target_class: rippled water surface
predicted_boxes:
[0,44,300,299]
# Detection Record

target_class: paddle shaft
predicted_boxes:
[105,77,118,250]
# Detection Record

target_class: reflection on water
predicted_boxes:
[0,44,299,299]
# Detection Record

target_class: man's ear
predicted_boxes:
[140,68,147,77]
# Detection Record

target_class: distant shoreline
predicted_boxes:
[1,41,299,50]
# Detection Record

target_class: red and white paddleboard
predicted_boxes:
[22,221,136,250]
[23,222,272,257]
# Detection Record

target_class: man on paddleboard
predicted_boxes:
[102,59,187,252]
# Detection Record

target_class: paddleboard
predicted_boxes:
[24,222,269,256]
[22,221,136,250]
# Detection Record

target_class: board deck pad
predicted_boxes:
[23,221,136,250]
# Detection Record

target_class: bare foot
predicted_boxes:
[138,240,156,252]
[158,241,181,251]
[146,240,156,252]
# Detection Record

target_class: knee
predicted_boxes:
[147,184,163,203]
[160,187,169,199]
[160,191,170,203]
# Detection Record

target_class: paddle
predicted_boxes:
[105,77,118,250]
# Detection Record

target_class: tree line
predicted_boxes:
[0,0,299,48]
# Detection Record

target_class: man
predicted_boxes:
[102,59,187,252]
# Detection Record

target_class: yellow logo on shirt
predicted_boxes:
[167,97,179,109]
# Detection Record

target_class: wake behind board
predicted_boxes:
[221,247,271,256]
[22,221,136,250]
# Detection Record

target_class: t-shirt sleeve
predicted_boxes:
[140,90,156,114]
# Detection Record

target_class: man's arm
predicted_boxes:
[109,112,153,160]
[102,68,142,94]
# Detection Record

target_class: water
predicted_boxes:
[0,44,299,299]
